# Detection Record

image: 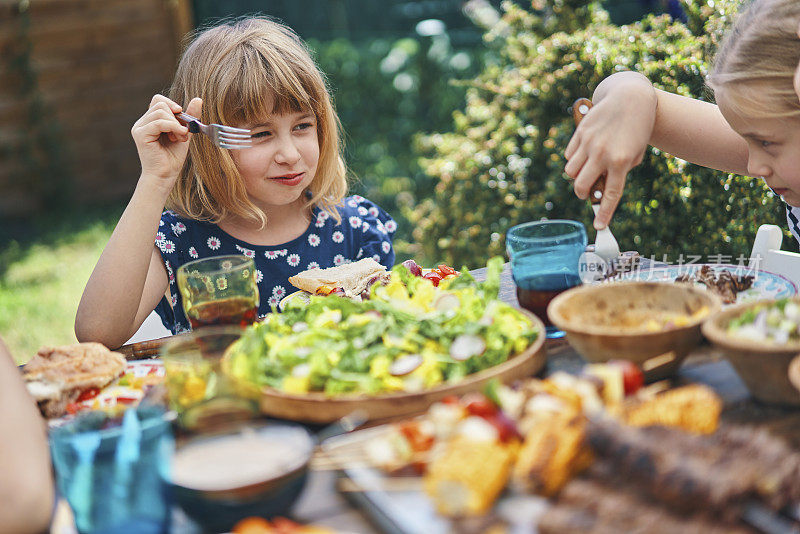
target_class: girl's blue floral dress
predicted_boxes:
[154,195,396,334]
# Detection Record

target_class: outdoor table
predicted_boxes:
[54,263,800,533]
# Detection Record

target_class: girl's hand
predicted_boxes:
[131,95,202,188]
[563,78,656,230]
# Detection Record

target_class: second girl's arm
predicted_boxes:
[75,95,199,348]
[565,71,749,229]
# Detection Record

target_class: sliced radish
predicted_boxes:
[389,354,424,376]
[434,293,460,312]
[450,334,486,361]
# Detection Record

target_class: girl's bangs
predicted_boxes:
[223,46,317,126]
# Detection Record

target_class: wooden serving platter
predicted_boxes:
[257,311,546,424]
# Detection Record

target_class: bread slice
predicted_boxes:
[24,342,127,418]
[288,258,389,297]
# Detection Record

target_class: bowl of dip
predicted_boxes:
[170,422,314,532]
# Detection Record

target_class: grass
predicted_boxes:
[0,207,121,364]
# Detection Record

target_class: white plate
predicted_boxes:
[611,263,797,305]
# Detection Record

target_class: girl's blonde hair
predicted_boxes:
[708,0,800,119]
[167,17,347,226]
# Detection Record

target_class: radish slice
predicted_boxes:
[434,293,460,313]
[450,334,486,361]
[389,354,423,376]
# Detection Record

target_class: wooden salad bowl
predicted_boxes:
[257,310,546,424]
[548,281,721,380]
[702,297,800,406]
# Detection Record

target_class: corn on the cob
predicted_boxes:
[423,438,516,516]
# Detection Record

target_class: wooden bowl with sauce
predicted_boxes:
[548,281,721,380]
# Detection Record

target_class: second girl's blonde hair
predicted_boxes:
[167,17,348,226]
[708,0,800,119]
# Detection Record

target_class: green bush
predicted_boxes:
[309,34,490,260]
[408,0,792,268]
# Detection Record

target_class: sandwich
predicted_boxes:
[288,258,392,300]
[23,342,127,418]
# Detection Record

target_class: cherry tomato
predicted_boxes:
[76,387,101,403]
[399,421,435,452]
[440,395,460,405]
[462,392,498,418]
[231,516,272,534]
[485,412,523,443]
[609,359,645,395]
[437,264,457,277]
[422,272,442,287]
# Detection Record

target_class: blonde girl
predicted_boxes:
[563,0,800,245]
[76,17,396,346]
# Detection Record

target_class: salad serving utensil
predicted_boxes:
[174,112,253,150]
[571,98,621,266]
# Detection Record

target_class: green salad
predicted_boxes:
[727,299,800,344]
[226,257,539,395]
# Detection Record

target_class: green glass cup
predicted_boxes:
[176,255,259,330]
[161,326,260,433]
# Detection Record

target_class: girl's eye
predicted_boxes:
[294,122,314,131]
[251,130,271,139]
[760,140,773,148]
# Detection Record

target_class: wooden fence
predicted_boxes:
[0,0,192,217]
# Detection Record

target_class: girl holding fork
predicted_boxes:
[75,17,396,347]
[563,0,800,246]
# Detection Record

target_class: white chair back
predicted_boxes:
[750,224,800,288]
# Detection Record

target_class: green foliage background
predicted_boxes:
[406,0,793,268]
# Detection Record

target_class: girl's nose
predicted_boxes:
[274,136,301,165]
[747,154,771,179]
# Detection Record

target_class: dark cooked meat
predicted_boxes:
[539,478,754,534]
[585,417,800,519]
[674,265,754,304]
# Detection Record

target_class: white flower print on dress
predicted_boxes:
[332,231,344,243]
[376,221,387,235]
[358,206,368,216]
[308,234,321,247]
[362,221,370,233]
[349,216,362,229]
[268,295,280,307]
[171,222,187,235]
[272,286,286,299]
[160,240,176,254]
[156,232,165,244]
[207,236,221,250]
[189,247,198,259]
[368,206,379,217]
[352,195,365,203]
[287,254,300,267]
[347,199,358,208]
[165,262,174,282]
[357,249,364,259]
[159,219,164,227]
[277,249,288,257]
[265,250,281,260]
[171,294,178,307]
[385,220,397,233]
[235,244,255,258]
[255,270,263,283]
[373,254,381,262]
[315,211,329,228]
[307,261,320,270]
[382,241,391,254]
[334,254,346,266]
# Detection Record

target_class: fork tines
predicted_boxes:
[215,126,252,150]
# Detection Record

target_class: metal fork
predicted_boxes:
[175,112,252,149]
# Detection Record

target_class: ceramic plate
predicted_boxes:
[611,263,797,305]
